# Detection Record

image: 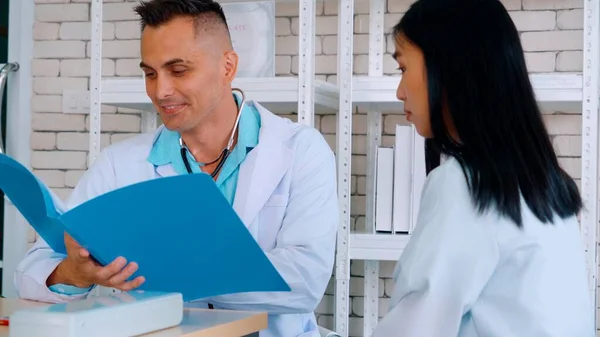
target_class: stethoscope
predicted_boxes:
[179,88,246,178]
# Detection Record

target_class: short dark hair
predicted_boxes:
[392,0,582,227]
[134,0,230,38]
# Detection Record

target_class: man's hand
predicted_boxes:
[46,233,145,291]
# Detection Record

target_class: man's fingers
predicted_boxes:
[78,248,90,258]
[64,233,81,247]
[115,276,145,292]
[94,257,127,281]
[105,262,139,287]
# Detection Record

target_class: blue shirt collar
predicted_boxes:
[147,99,260,175]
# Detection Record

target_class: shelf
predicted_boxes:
[352,72,584,112]
[100,77,340,114]
[218,0,313,2]
[349,233,410,261]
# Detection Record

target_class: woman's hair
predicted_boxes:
[393,0,582,227]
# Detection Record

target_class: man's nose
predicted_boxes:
[155,75,175,99]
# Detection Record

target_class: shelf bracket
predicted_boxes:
[334,0,355,334]
[363,0,385,335]
[297,0,316,127]
[581,0,600,325]
[89,0,103,167]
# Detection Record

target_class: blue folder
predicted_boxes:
[0,153,290,301]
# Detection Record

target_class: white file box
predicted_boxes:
[9,291,183,337]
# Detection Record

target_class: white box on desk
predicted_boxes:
[9,291,183,337]
[221,1,275,78]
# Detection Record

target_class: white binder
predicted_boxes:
[392,125,413,233]
[392,125,427,234]
[410,128,426,232]
[375,147,394,232]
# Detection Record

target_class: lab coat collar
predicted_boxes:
[150,101,296,226]
[233,101,295,225]
[149,100,260,177]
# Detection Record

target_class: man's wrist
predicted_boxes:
[46,260,91,289]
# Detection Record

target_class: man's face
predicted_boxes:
[139,16,234,133]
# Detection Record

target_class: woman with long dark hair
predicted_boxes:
[372,0,594,336]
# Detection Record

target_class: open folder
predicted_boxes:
[0,153,290,301]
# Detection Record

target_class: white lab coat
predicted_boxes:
[371,157,594,337]
[14,102,339,337]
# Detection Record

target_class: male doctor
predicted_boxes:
[14,0,339,336]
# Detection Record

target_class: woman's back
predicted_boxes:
[372,157,593,337]
[445,159,593,336]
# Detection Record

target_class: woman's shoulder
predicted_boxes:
[423,156,470,195]
[416,156,481,225]
[419,156,494,224]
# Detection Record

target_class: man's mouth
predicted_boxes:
[161,103,187,115]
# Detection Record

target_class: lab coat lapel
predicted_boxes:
[147,125,180,178]
[233,103,293,226]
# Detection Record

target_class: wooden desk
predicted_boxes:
[0,298,267,337]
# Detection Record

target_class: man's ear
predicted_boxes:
[223,50,238,83]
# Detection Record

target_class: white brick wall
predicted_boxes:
[28,0,590,336]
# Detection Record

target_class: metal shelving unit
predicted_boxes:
[333,1,600,337]
[352,73,585,112]
[100,77,340,115]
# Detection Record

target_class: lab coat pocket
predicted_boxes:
[258,195,288,251]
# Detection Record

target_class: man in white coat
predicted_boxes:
[13,0,339,336]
